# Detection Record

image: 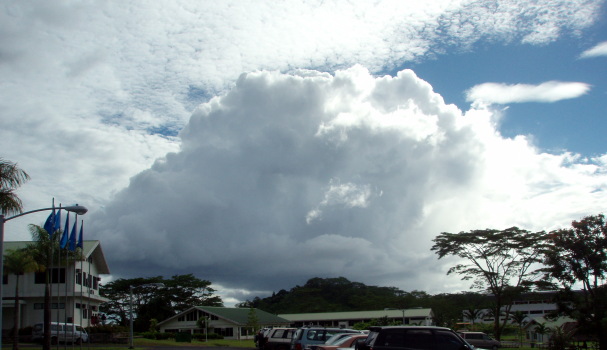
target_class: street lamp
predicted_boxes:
[0,204,88,349]
[129,283,165,349]
[384,308,406,325]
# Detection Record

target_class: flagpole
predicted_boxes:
[71,215,79,350]
[67,214,77,350]
[54,203,62,350]
[79,234,83,350]
[87,244,92,350]
[61,211,70,350]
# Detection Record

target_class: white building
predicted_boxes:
[2,240,110,331]
[279,308,435,328]
[462,292,559,325]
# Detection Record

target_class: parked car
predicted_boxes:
[317,334,368,350]
[32,322,89,344]
[458,331,500,350]
[361,326,473,350]
[323,332,364,346]
[291,326,361,350]
[264,328,297,350]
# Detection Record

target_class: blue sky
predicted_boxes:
[2,1,607,306]
[405,26,607,156]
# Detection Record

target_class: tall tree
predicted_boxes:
[431,227,544,340]
[0,158,30,215]
[3,249,39,350]
[100,275,223,330]
[164,274,222,312]
[541,214,607,350]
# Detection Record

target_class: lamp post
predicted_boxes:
[384,308,406,325]
[129,283,164,349]
[0,204,88,349]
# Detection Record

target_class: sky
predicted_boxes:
[2,0,607,306]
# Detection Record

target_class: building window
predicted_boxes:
[52,303,65,309]
[2,274,7,284]
[35,268,66,284]
[214,328,234,337]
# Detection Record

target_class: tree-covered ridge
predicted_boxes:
[237,276,492,318]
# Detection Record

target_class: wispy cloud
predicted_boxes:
[466,81,591,107]
[579,41,607,58]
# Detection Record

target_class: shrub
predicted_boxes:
[87,324,128,334]
[155,332,172,340]
[141,332,157,339]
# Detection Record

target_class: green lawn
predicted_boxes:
[132,337,256,348]
[3,338,256,349]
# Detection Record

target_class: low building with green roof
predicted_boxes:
[158,306,290,339]
[279,308,434,328]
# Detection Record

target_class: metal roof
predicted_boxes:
[3,240,110,274]
[279,308,433,322]
[158,306,291,326]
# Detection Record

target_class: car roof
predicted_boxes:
[369,326,453,331]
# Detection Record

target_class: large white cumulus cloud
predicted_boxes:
[91,66,607,294]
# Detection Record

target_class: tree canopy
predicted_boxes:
[100,274,222,331]
[431,227,545,340]
[541,214,607,350]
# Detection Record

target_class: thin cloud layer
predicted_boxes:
[580,41,607,58]
[466,81,591,107]
[91,67,607,297]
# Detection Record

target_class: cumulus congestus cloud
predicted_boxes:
[91,66,607,294]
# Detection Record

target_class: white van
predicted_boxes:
[32,322,89,344]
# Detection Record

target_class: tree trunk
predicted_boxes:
[43,271,51,350]
[12,275,19,350]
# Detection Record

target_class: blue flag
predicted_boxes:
[68,220,78,251]
[60,213,70,248]
[77,221,84,249]
[43,207,56,237]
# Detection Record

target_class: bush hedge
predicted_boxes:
[193,333,224,340]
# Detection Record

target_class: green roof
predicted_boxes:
[159,306,290,326]
[198,306,290,325]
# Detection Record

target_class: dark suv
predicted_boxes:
[361,326,473,350]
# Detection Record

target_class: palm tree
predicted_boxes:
[462,308,485,329]
[25,224,81,350]
[0,158,30,215]
[510,311,528,346]
[534,322,550,344]
[3,249,39,350]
